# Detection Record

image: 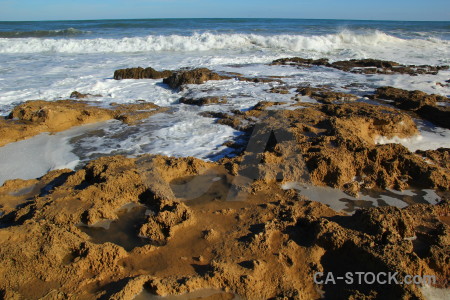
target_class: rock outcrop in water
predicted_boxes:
[204,102,450,194]
[69,91,102,99]
[373,86,450,129]
[272,57,449,75]
[0,100,168,147]
[296,86,359,103]
[179,96,228,106]
[163,68,231,89]
[113,67,173,80]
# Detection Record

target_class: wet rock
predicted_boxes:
[296,86,359,103]
[110,101,168,125]
[162,68,231,89]
[138,199,194,245]
[271,57,329,67]
[69,91,102,99]
[374,86,447,110]
[208,101,450,192]
[272,57,449,75]
[288,201,450,299]
[268,87,290,94]
[179,96,227,106]
[113,67,173,80]
[416,105,450,129]
[373,86,450,128]
[0,100,168,146]
[237,76,283,83]
[0,151,448,299]
[415,148,450,169]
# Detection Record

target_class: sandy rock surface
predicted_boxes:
[0,100,168,147]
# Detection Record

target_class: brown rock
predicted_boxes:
[271,57,449,76]
[0,100,168,147]
[296,86,359,103]
[69,91,102,99]
[0,151,448,299]
[179,96,227,106]
[271,57,329,67]
[162,68,231,89]
[373,86,450,128]
[113,67,173,80]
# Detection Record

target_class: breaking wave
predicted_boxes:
[0,30,448,57]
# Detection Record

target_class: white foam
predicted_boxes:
[375,120,450,152]
[70,110,239,162]
[0,31,448,65]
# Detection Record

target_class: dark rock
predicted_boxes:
[373,86,450,128]
[113,67,173,80]
[271,57,329,67]
[268,87,290,94]
[162,68,231,89]
[374,86,447,110]
[330,59,400,71]
[296,87,358,103]
[271,57,449,76]
[417,105,450,129]
[69,91,102,99]
[179,96,227,106]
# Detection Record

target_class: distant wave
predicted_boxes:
[0,28,85,38]
[0,30,448,56]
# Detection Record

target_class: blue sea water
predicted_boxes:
[0,18,449,40]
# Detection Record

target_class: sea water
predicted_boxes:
[0,18,449,185]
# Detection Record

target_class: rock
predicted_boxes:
[206,101,450,192]
[0,100,168,146]
[113,67,173,80]
[374,86,447,110]
[138,199,194,245]
[296,86,359,103]
[272,57,449,76]
[271,57,329,67]
[69,91,102,99]
[162,68,231,89]
[416,105,450,129]
[268,87,290,94]
[0,151,448,299]
[373,86,450,128]
[179,96,227,106]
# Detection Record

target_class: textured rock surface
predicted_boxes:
[272,57,449,75]
[373,86,450,129]
[0,153,448,299]
[163,68,231,89]
[113,67,173,80]
[0,100,168,146]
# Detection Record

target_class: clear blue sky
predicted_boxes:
[1,0,449,21]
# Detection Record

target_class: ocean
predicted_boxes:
[0,18,449,185]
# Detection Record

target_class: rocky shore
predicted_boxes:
[0,58,449,299]
[0,98,168,147]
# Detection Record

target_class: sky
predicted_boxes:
[0,0,449,21]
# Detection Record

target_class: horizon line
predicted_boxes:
[1,17,450,23]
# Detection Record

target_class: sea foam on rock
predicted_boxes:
[272,57,449,75]
[0,100,168,147]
